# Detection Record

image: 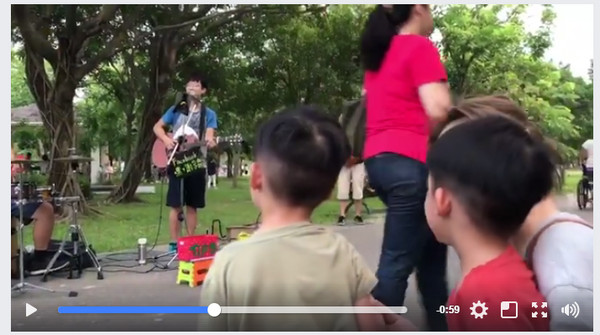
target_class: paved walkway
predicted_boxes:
[11,196,591,331]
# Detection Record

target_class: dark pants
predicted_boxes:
[365,153,448,331]
[582,165,593,191]
[166,167,207,209]
[582,165,593,180]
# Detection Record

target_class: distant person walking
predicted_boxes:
[207,159,218,189]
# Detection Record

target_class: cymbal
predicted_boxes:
[54,155,93,162]
[11,159,43,164]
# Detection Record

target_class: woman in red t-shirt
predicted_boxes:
[359,5,452,331]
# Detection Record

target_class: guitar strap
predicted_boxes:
[178,102,207,149]
[197,102,207,145]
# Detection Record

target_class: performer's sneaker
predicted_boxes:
[337,216,346,226]
[354,216,364,225]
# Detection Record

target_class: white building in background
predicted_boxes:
[11,103,106,185]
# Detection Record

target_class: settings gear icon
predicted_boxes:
[470,300,488,319]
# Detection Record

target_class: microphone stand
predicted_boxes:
[156,102,196,268]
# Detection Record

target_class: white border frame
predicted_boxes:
[6,1,597,334]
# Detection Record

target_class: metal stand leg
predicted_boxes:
[41,201,103,282]
[11,203,56,294]
[10,170,69,296]
[166,253,179,267]
[153,176,187,268]
[77,223,104,280]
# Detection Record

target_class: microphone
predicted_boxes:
[174,92,189,116]
[174,92,201,116]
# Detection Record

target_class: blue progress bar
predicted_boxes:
[58,306,209,314]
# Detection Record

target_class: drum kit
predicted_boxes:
[11,152,103,296]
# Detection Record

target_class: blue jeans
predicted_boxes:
[365,153,448,331]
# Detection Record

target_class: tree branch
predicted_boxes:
[80,5,120,37]
[75,26,150,80]
[179,6,291,46]
[71,5,120,52]
[13,5,58,67]
[75,32,127,80]
[65,5,78,36]
[153,5,254,31]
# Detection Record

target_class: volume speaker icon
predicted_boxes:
[560,302,580,318]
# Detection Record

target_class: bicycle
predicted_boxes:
[576,167,593,210]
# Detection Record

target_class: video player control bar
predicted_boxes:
[58,304,408,317]
[220,306,408,314]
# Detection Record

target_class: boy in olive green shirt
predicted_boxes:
[199,106,412,331]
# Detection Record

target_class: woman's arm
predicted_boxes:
[419,82,452,124]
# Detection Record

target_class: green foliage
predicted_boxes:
[78,82,128,158]
[11,50,34,108]
[11,122,47,153]
[182,5,369,141]
[436,4,592,163]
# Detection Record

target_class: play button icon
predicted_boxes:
[26,303,37,317]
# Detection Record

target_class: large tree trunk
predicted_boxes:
[47,70,85,203]
[23,44,89,210]
[232,151,241,188]
[144,162,153,182]
[226,150,234,178]
[109,32,180,203]
[123,104,135,165]
[14,4,133,212]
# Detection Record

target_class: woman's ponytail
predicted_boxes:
[359,5,414,71]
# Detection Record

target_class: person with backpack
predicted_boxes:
[336,152,365,225]
[358,5,452,330]
[338,96,367,226]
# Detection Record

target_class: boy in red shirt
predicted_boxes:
[425,115,552,331]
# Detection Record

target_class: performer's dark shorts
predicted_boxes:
[166,167,206,209]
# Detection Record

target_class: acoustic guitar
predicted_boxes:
[152,134,243,175]
[152,132,202,169]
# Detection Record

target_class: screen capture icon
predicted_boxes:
[500,301,518,319]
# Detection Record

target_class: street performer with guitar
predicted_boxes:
[153,73,217,251]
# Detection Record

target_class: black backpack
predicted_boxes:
[339,97,366,158]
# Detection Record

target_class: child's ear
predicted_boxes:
[434,187,452,217]
[249,162,262,190]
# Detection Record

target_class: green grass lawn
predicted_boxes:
[37,178,385,252]
[562,169,582,194]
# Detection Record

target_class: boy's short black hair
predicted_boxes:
[427,116,555,239]
[187,72,207,90]
[254,105,351,209]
